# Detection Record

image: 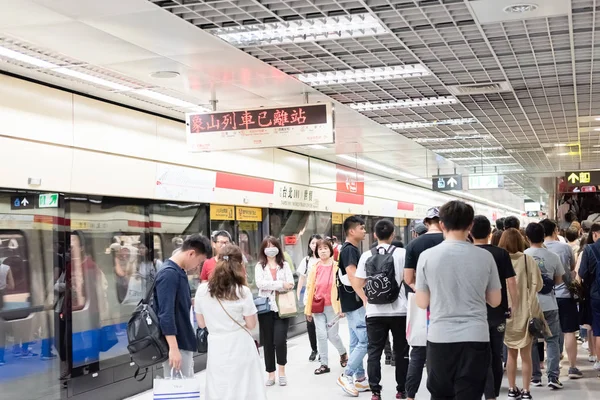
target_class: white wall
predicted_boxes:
[0,74,521,218]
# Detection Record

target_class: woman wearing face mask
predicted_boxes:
[297,234,322,361]
[255,236,295,387]
[304,239,347,375]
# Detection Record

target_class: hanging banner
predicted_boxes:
[336,165,365,205]
[186,103,334,152]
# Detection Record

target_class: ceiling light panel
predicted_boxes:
[447,156,514,161]
[414,134,491,143]
[386,118,477,130]
[209,14,387,47]
[432,146,504,153]
[337,155,417,179]
[295,65,429,86]
[350,96,457,111]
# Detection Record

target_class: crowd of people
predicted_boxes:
[148,202,600,400]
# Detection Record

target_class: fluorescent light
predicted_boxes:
[386,118,477,130]
[52,67,131,91]
[447,156,513,161]
[554,143,567,147]
[211,14,387,46]
[414,134,489,143]
[595,117,600,121]
[337,155,417,179]
[295,64,429,86]
[305,144,327,150]
[432,146,504,153]
[134,89,209,111]
[350,96,456,111]
[0,45,58,69]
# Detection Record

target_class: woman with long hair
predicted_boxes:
[499,228,545,400]
[254,236,295,386]
[304,239,347,375]
[297,234,322,361]
[195,244,266,400]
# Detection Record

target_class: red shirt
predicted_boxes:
[314,263,334,306]
[200,257,217,281]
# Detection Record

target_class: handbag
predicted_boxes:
[524,255,545,339]
[216,298,259,353]
[153,369,200,399]
[406,292,429,347]
[196,327,208,354]
[276,290,299,319]
[253,296,271,314]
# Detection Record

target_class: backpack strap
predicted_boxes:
[141,271,159,305]
[133,366,148,381]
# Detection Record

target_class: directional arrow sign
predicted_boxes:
[567,173,579,184]
[21,198,29,207]
[10,195,34,210]
[432,174,463,192]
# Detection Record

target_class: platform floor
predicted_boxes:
[127,320,600,400]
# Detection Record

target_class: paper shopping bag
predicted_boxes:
[406,292,428,347]
[276,291,298,319]
[153,373,201,400]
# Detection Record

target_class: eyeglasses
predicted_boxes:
[216,240,230,245]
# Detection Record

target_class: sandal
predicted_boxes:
[340,353,348,368]
[266,379,276,386]
[314,365,330,375]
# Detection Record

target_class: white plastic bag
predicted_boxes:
[153,370,200,400]
[406,292,428,347]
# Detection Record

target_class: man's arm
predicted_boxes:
[347,265,367,304]
[486,256,502,307]
[415,256,429,309]
[486,289,502,308]
[404,245,417,291]
[404,269,416,291]
[155,273,182,370]
[415,289,430,309]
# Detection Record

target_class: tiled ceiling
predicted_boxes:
[151,0,600,201]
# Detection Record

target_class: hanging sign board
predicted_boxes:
[236,206,262,222]
[332,213,343,225]
[468,175,504,190]
[432,175,462,191]
[210,204,235,220]
[186,103,334,152]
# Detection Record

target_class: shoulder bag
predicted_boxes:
[196,327,208,354]
[216,297,259,353]
[311,263,333,314]
[524,255,545,339]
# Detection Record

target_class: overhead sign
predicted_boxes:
[336,165,364,205]
[186,103,334,152]
[394,218,408,227]
[10,195,34,210]
[526,211,541,218]
[273,182,322,210]
[565,171,600,186]
[38,193,59,208]
[432,175,462,191]
[332,213,343,225]
[236,206,262,222]
[468,175,504,190]
[210,204,235,220]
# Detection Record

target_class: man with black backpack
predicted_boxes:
[355,219,409,400]
[155,234,211,376]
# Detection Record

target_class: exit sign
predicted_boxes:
[38,193,59,208]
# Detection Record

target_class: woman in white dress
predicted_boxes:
[195,244,266,400]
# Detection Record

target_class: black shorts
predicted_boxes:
[426,341,490,400]
[557,298,580,333]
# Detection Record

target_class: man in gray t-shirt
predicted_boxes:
[415,201,501,400]
[523,247,564,312]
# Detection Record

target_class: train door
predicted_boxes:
[0,191,64,400]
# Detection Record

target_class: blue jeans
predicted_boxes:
[532,310,561,380]
[345,307,367,379]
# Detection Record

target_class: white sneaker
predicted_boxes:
[589,355,597,363]
[582,341,589,350]
[594,361,600,371]
[337,373,359,397]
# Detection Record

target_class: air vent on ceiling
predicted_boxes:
[447,81,512,96]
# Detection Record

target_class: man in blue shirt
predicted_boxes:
[155,234,211,376]
[578,223,600,371]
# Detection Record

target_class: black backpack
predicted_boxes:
[365,245,400,304]
[126,277,169,380]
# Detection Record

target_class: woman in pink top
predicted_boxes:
[305,239,347,375]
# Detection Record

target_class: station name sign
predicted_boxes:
[186,103,334,152]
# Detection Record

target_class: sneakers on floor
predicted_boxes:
[594,361,600,371]
[354,378,370,392]
[337,374,359,397]
[531,378,542,387]
[548,377,563,389]
[309,350,318,362]
[568,367,583,379]
[508,387,522,399]
[589,354,597,363]
[521,390,533,400]
[371,393,381,400]
[396,392,407,399]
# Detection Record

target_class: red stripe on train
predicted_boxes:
[215,172,274,194]
[127,221,162,228]
[33,215,70,226]
[336,191,364,205]
[397,201,414,211]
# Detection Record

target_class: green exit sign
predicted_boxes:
[38,193,59,208]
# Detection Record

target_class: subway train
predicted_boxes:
[0,189,416,400]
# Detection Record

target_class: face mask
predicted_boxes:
[264,247,279,258]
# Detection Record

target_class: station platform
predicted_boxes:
[127,320,600,400]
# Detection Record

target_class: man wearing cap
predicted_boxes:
[411,224,428,239]
[403,207,444,400]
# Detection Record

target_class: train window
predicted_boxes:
[0,233,31,312]
[112,234,158,305]
[153,234,163,264]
